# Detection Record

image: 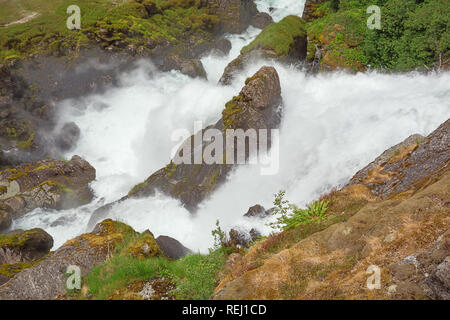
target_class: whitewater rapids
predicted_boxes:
[12,0,450,252]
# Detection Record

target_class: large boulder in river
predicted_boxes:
[89,66,282,227]
[202,0,259,34]
[219,15,307,85]
[0,210,12,232]
[0,155,96,219]
[0,219,136,300]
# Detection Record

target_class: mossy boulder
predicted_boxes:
[219,15,307,85]
[0,155,96,219]
[0,228,53,265]
[161,54,207,79]
[0,219,138,300]
[120,230,164,260]
[202,0,259,34]
[155,235,192,260]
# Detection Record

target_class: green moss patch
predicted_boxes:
[0,0,219,63]
[241,15,306,57]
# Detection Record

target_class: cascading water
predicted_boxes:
[12,0,450,253]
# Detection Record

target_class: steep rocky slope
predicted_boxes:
[212,119,450,300]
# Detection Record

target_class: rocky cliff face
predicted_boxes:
[89,66,282,227]
[212,118,450,300]
[0,155,96,231]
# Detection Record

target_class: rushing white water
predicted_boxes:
[12,0,450,253]
[255,0,305,22]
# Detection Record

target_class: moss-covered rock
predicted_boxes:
[219,15,307,85]
[89,66,282,226]
[120,230,165,260]
[0,219,139,300]
[0,228,53,265]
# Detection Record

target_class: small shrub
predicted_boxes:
[270,190,329,231]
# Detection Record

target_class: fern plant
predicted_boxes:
[269,190,329,231]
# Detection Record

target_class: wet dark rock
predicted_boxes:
[251,12,273,29]
[213,38,232,56]
[0,228,53,265]
[162,54,207,79]
[56,122,80,151]
[0,155,96,219]
[155,235,192,260]
[249,228,261,241]
[0,210,12,232]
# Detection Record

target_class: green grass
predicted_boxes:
[0,0,218,63]
[83,233,228,300]
[241,15,306,57]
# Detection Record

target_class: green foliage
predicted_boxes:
[241,15,306,57]
[270,191,329,231]
[307,0,450,71]
[0,0,218,63]
[211,219,227,250]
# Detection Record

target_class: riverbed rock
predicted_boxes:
[203,0,259,34]
[0,155,96,219]
[156,235,192,260]
[0,219,136,300]
[244,204,272,218]
[56,122,81,152]
[162,54,207,79]
[89,66,282,226]
[251,12,273,29]
[0,228,53,265]
[0,210,12,232]
[219,15,307,85]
